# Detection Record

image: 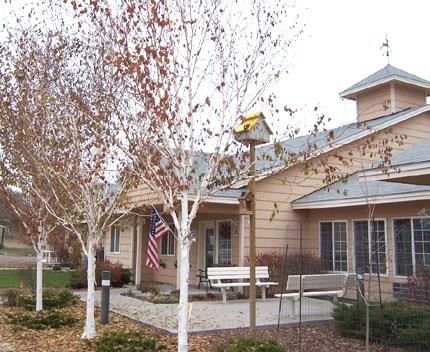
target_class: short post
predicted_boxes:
[100,271,110,325]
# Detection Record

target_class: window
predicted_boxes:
[394,217,430,276]
[393,219,413,276]
[217,221,232,265]
[161,225,175,256]
[320,221,347,272]
[353,220,386,274]
[110,226,120,253]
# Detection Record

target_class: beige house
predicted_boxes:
[104,64,430,299]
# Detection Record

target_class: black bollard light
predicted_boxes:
[100,271,110,325]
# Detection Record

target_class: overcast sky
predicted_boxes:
[1,0,429,132]
[277,0,430,129]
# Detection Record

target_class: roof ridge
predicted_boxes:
[340,64,430,96]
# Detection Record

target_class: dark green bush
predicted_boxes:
[21,289,79,310]
[5,309,78,329]
[216,337,286,352]
[91,330,162,352]
[333,301,430,350]
[121,268,132,286]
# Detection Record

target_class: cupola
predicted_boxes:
[340,64,430,122]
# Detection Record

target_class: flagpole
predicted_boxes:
[151,205,177,239]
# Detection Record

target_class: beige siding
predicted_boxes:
[357,85,391,122]
[253,112,430,258]
[394,83,426,111]
[104,218,134,268]
[128,184,161,207]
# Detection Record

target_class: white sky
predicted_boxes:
[277,0,430,129]
[1,0,430,132]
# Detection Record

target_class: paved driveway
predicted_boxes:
[0,255,35,268]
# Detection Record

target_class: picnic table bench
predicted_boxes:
[207,266,278,303]
[275,273,349,318]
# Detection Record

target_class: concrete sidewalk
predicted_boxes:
[77,288,335,334]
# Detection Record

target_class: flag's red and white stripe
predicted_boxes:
[146,207,169,270]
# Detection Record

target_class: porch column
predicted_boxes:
[239,214,245,267]
[135,217,143,287]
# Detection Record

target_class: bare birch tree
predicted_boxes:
[65,1,305,350]
[0,20,130,338]
[0,187,62,311]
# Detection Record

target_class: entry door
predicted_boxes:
[199,220,232,269]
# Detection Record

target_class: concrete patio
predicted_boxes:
[77,288,335,334]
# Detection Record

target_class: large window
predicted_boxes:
[394,217,430,276]
[161,225,175,256]
[353,220,386,274]
[110,226,120,253]
[217,221,232,265]
[320,221,347,272]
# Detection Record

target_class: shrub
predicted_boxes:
[0,288,24,307]
[407,265,430,305]
[216,337,285,352]
[150,294,179,304]
[21,289,79,310]
[70,266,87,289]
[5,310,78,330]
[333,301,430,350]
[121,268,132,286]
[254,251,323,296]
[70,259,131,289]
[96,259,126,287]
[91,331,160,352]
[140,283,160,296]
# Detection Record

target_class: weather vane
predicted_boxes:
[381,35,391,64]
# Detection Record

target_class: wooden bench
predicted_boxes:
[207,266,278,303]
[275,273,349,318]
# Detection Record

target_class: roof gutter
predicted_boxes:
[292,190,430,210]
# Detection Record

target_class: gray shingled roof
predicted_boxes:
[293,173,430,206]
[389,139,430,166]
[255,104,430,173]
[340,64,430,96]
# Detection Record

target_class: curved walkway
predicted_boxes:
[77,288,334,334]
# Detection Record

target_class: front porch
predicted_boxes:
[133,201,248,288]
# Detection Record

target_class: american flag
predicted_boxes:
[146,207,169,270]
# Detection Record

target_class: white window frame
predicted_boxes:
[393,216,430,277]
[319,220,348,272]
[110,226,121,254]
[352,218,388,276]
[160,225,175,256]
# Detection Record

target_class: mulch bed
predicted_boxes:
[0,303,391,352]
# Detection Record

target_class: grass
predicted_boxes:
[0,269,73,288]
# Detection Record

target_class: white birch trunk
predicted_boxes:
[35,251,43,311]
[82,240,96,339]
[178,192,190,352]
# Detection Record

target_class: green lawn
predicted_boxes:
[0,269,73,288]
